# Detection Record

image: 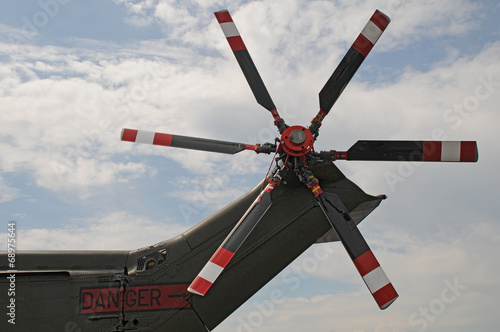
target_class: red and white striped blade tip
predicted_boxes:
[188,247,235,296]
[423,141,478,162]
[374,283,399,309]
[352,9,390,57]
[354,250,398,309]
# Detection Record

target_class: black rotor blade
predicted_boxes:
[310,10,390,134]
[339,140,478,162]
[215,10,286,133]
[188,179,279,296]
[121,128,274,154]
[315,191,398,309]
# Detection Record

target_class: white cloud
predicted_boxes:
[1,0,490,201]
[380,0,482,44]
[111,0,482,60]
[0,34,281,201]
[0,211,185,250]
[0,54,157,197]
[0,176,20,203]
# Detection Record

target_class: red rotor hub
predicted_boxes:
[281,125,314,157]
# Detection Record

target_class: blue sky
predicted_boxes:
[1,0,499,331]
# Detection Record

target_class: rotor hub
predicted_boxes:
[281,125,314,157]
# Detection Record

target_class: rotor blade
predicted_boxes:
[121,128,273,154]
[316,191,398,309]
[311,10,390,134]
[333,140,478,162]
[188,179,279,296]
[215,10,286,133]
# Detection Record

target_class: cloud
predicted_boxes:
[0,176,20,203]
[0,33,279,202]
[380,0,482,44]
[1,0,493,202]
[0,211,186,250]
[0,54,155,197]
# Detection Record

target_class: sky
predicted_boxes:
[0,0,499,331]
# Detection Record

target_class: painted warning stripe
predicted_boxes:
[459,141,478,162]
[215,11,247,52]
[121,129,173,147]
[226,36,246,52]
[121,128,138,142]
[214,9,232,24]
[353,249,380,276]
[188,247,235,296]
[220,22,239,37]
[423,141,477,162]
[210,247,235,268]
[196,248,234,285]
[353,250,398,309]
[153,132,173,146]
[373,283,399,309]
[198,261,224,284]
[135,130,155,144]
[187,276,212,296]
[363,266,391,294]
[353,10,390,57]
